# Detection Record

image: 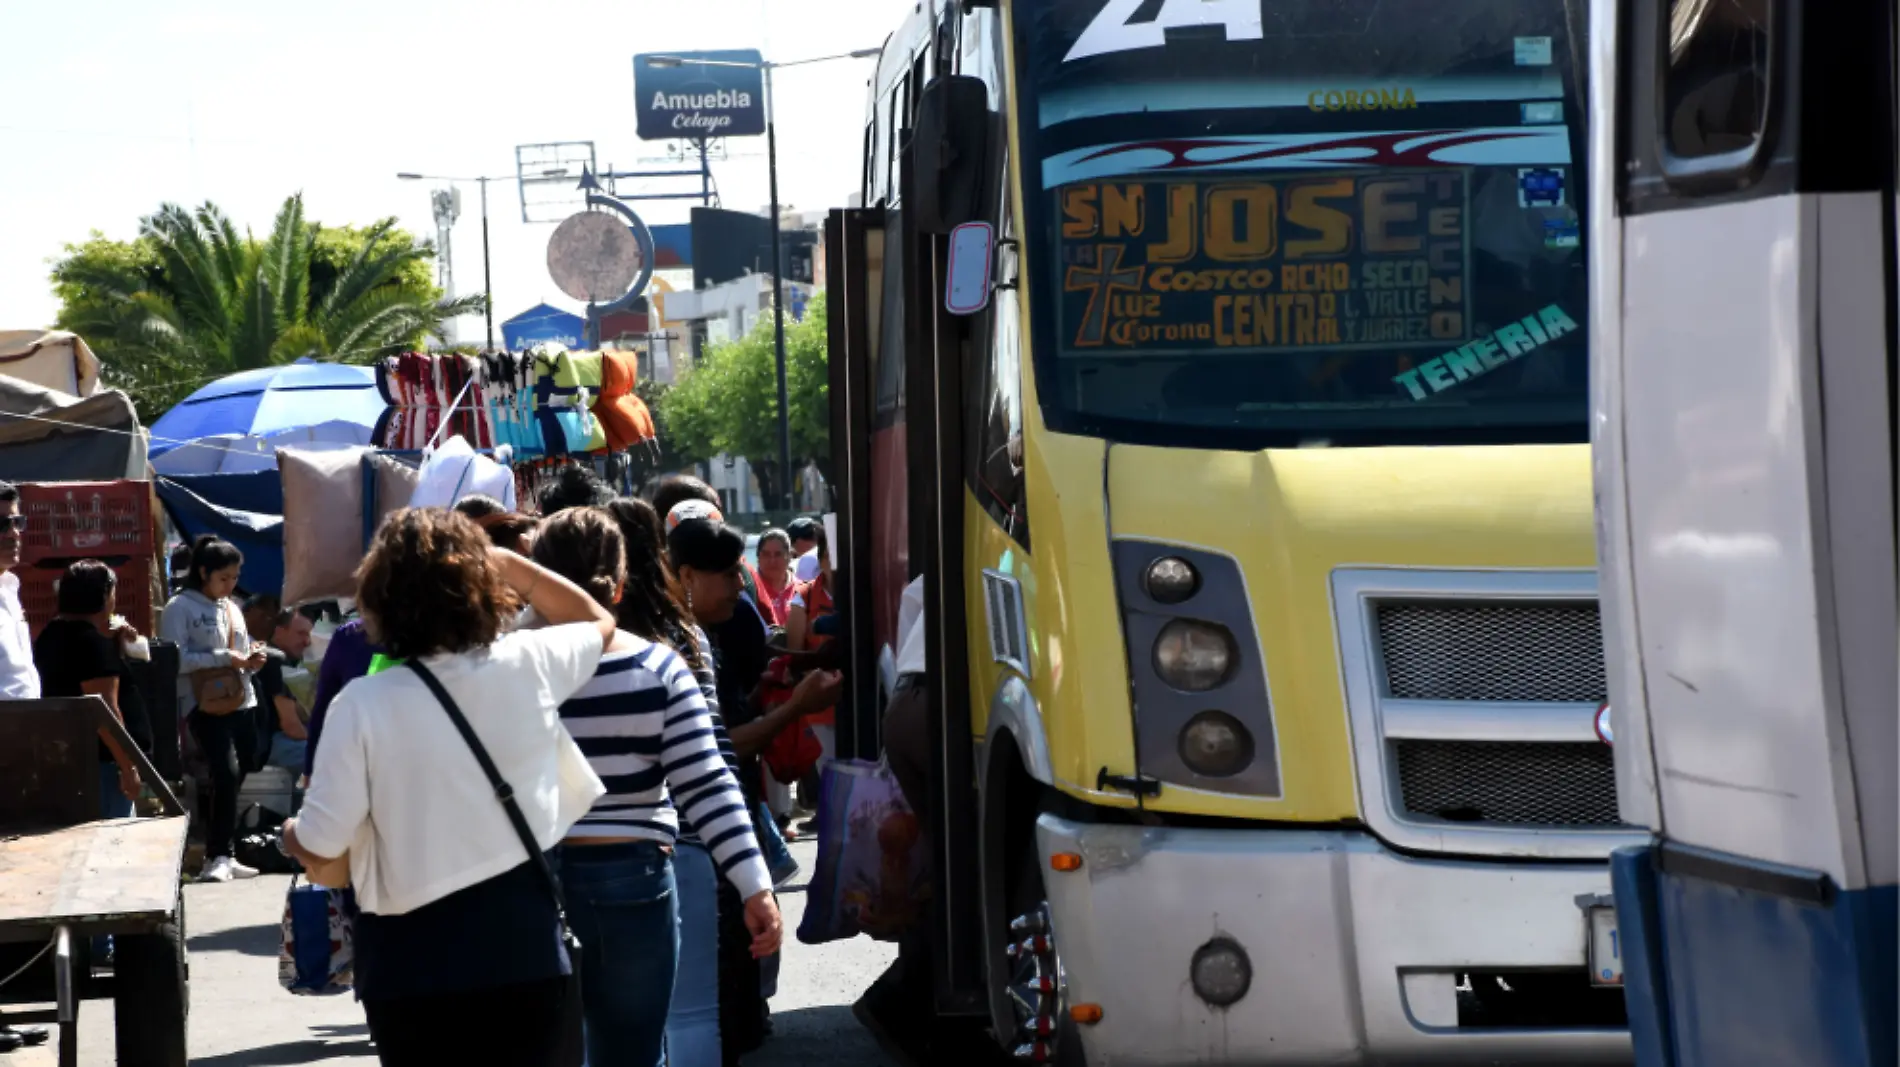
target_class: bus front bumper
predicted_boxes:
[1036,814,1633,1066]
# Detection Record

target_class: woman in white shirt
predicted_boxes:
[283,508,616,1067]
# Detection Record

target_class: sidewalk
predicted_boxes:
[11,837,899,1066]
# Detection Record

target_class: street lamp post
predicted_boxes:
[398,169,562,351]
[648,48,879,510]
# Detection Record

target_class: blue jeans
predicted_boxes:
[555,842,678,1067]
[757,802,794,875]
[268,733,307,773]
[667,842,721,1067]
[99,762,133,820]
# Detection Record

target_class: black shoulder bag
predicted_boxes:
[407,660,584,1067]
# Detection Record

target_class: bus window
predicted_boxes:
[889,88,903,201]
[966,181,1030,547]
[1012,0,1588,450]
[911,53,927,124]
[1664,0,1771,158]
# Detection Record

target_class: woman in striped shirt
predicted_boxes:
[532,508,781,1067]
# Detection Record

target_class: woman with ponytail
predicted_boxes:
[531,507,781,1067]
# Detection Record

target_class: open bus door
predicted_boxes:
[827,188,988,1017]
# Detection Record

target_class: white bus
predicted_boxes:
[1589,0,1898,1062]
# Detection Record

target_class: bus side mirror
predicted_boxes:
[911,75,992,235]
[945,221,995,316]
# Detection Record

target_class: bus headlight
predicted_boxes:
[1179,711,1254,777]
[1154,619,1236,691]
[1143,556,1199,603]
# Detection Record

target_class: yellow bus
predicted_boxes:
[824,2,1633,1062]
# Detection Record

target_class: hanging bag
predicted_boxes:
[190,601,250,715]
[406,659,585,1067]
[796,758,930,945]
[277,874,355,996]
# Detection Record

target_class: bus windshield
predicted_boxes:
[1013,0,1589,449]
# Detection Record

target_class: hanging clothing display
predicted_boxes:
[370,345,661,464]
[592,349,658,453]
[374,353,496,452]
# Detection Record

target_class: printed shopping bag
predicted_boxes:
[796,759,930,945]
[278,876,354,995]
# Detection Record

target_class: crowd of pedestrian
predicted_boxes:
[0,464,855,1066]
[272,466,840,1067]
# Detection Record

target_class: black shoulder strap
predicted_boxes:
[406,659,569,925]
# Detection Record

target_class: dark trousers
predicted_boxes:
[717,878,765,1066]
[188,707,256,860]
[869,675,938,1017]
[363,977,573,1067]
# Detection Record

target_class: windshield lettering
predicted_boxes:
[1058,172,1470,353]
[1306,88,1419,112]
[1064,0,1265,63]
[1392,305,1579,400]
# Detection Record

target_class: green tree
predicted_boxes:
[49,195,480,419]
[660,293,829,505]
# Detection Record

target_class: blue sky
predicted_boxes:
[0,0,907,343]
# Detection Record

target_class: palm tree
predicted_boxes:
[56,194,482,417]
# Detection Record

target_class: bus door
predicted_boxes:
[898,84,990,1014]
[824,155,989,1014]
[825,205,889,761]
[1595,0,1898,1063]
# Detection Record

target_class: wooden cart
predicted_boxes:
[0,697,189,1067]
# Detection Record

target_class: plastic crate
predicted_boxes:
[19,480,156,564]
[18,556,157,639]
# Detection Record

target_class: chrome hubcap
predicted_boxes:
[1005,903,1063,1062]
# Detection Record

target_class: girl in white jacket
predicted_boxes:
[159,535,267,882]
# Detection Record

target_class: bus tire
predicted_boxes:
[1002,831,1084,1066]
[114,891,187,1067]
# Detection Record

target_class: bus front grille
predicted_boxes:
[1376,602,1607,704]
[1393,740,1623,827]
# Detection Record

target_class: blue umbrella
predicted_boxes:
[148,359,384,458]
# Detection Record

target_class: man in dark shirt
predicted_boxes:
[249,605,315,772]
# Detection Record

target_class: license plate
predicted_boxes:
[1587,906,1624,987]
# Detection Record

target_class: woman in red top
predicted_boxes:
[754,529,797,628]
[783,535,838,779]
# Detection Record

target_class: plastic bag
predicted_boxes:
[278,877,354,996]
[757,656,823,784]
[796,759,929,945]
[408,435,516,511]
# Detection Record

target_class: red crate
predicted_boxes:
[18,480,156,564]
[17,557,157,640]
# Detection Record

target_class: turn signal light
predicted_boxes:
[1050,852,1083,872]
[1070,1003,1105,1025]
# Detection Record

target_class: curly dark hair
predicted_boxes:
[530,508,625,610]
[603,497,704,670]
[355,508,515,659]
[540,464,615,516]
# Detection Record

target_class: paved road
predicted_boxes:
[16,838,900,1066]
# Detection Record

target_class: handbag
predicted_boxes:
[796,758,929,946]
[190,601,250,715]
[407,659,585,1067]
[278,874,355,996]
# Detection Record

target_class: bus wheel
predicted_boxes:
[1004,849,1081,1064]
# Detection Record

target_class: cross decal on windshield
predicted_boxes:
[1065,244,1145,347]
